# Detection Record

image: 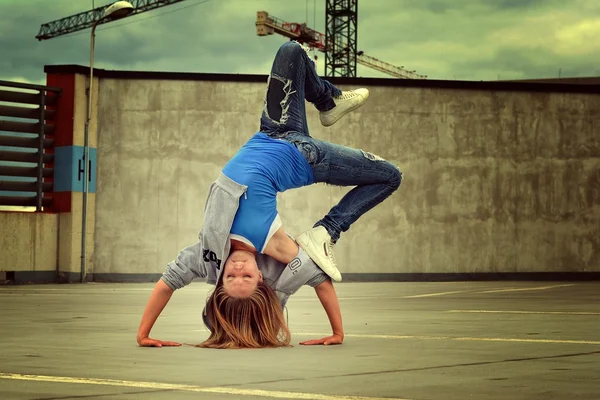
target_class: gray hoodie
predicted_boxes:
[161,173,328,306]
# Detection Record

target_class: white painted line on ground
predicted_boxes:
[0,287,154,292]
[0,292,153,296]
[401,290,467,298]
[476,284,575,294]
[448,310,600,316]
[0,372,411,400]
[291,296,410,301]
[291,290,469,301]
[0,290,156,296]
[294,333,600,345]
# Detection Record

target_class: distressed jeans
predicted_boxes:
[260,41,402,242]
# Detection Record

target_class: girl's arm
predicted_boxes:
[265,227,344,344]
[138,240,208,347]
[136,279,182,347]
[263,227,301,264]
[300,279,344,346]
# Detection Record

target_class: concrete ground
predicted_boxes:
[0,281,598,400]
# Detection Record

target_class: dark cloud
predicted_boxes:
[490,0,562,10]
[452,45,600,80]
[0,0,598,84]
[411,0,455,14]
[1,0,295,83]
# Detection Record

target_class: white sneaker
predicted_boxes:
[319,88,369,127]
[296,226,342,282]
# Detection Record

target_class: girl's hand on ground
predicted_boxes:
[299,334,344,346]
[137,337,181,347]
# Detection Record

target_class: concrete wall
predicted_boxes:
[92,75,600,278]
[0,212,58,275]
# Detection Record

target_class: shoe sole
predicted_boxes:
[296,235,343,282]
[321,91,370,127]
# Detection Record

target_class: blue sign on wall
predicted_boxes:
[54,146,97,193]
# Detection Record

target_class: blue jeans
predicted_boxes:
[260,41,402,242]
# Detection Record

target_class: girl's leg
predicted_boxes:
[295,136,402,240]
[259,41,368,137]
[258,42,384,280]
[260,41,338,137]
[290,134,402,279]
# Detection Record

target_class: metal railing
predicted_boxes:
[0,80,62,211]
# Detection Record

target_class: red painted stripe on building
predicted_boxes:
[46,73,75,212]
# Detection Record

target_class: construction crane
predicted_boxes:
[256,11,427,79]
[35,1,426,79]
[36,0,187,40]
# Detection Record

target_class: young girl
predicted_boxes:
[136,40,402,349]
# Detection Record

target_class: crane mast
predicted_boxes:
[256,11,426,79]
[36,0,187,41]
[325,0,358,78]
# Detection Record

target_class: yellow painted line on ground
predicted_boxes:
[294,333,600,345]
[0,372,410,400]
[448,310,600,316]
[477,284,575,294]
[402,290,466,298]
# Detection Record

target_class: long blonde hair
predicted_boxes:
[197,279,291,349]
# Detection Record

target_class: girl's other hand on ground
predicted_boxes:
[299,334,344,346]
[137,337,182,347]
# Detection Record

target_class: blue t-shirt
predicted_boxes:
[221,132,314,252]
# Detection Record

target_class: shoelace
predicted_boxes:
[325,241,337,266]
[335,91,358,101]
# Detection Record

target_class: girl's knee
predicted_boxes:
[358,149,402,191]
[386,163,402,191]
[279,41,305,58]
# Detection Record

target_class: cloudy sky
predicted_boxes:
[1,0,599,85]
